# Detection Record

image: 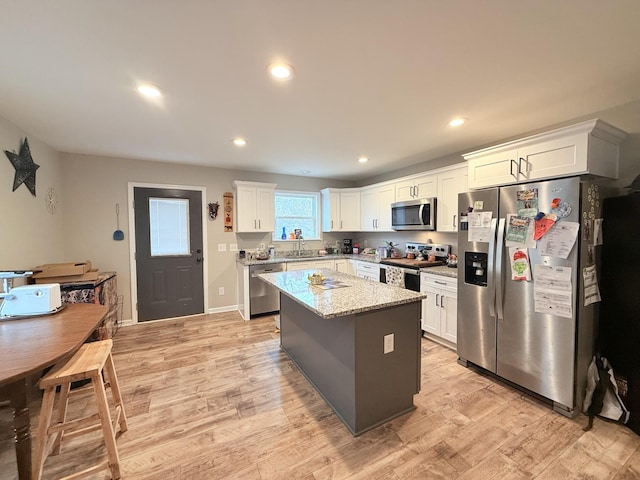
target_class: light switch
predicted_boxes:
[229,243,238,251]
[218,243,227,251]
[384,333,394,354]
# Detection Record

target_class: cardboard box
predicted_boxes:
[34,269,99,284]
[32,261,92,279]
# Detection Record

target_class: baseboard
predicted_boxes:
[119,304,239,328]
[208,304,238,314]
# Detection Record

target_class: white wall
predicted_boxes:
[0,115,65,272]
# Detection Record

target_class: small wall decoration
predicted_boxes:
[208,202,220,220]
[223,192,233,232]
[4,137,40,196]
[45,187,58,214]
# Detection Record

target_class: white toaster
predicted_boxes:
[0,283,62,316]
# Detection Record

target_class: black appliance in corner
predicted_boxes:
[599,192,640,435]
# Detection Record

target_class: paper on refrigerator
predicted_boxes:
[467,211,493,242]
[537,221,580,259]
[583,264,602,306]
[533,264,573,318]
[509,247,531,281]
[505,214,536,248]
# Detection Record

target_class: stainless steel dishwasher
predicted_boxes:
[249,263,285,317]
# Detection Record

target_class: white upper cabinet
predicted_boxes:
[233,181,276,232]
[395,174,437,202]
[464,119,626,189]
[436,165,468,232]
[360,183,395,232]
[321,188,361,232]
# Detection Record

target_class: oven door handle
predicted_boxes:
[403,268,420,276]
[380,264,420,275]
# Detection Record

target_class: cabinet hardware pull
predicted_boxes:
[510,159,518,178]
[436,293,440,307]
[518,157,527,175]
[435,280,447,285]
[441,296,445,309]
[453,214,457,228]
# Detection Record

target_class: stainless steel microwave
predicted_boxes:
[391,198,436,231]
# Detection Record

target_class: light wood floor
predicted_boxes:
[2,311,640,479]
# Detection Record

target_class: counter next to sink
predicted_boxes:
[258,268,425,436]
[237,253,457,276]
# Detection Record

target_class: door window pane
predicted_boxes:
[149,198,190,256]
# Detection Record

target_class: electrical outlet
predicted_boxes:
[229,243,238,251]
[218,287,224,295]
[260,242,265,249]
[384,333,394,354]
[218,243,227,251]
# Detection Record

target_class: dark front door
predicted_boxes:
[134,187,204,321]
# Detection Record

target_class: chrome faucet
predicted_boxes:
[296,235,305,256]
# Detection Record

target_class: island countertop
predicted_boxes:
[258,268,425,319]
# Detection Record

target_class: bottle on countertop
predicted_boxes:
[281,227,287,240]
[353,243,359,254]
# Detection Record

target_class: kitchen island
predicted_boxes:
[258,268,425,436]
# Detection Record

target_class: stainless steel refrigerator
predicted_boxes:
[457,176,608,416]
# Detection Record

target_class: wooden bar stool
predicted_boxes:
[32,339,128,480]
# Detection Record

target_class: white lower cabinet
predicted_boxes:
[286,260,335,271]
[353,261,380,281]
[334,259,355,275]
[420,272,457,347]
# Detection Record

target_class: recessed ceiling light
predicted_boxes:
[268,63,295,80]
[232,138,247,146]
[358,156,369,163]
[300,170,311,175]
[448,118,467,127]
[137,83,162,97]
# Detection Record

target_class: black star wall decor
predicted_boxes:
[5,137,39,196]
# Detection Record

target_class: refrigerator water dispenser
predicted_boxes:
[464,252,488,287]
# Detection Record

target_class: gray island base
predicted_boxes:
[258,269,424,436]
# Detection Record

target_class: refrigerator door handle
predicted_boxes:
[487,217,498,319]
[495,217,506,321]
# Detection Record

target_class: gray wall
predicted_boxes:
[59,153,354,321]
[0,115,65,270]
[1,103,638,324]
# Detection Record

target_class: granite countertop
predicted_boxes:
[420,265,458,278]
[258,268,425,319]
[239,253,458,279]
[236,253,380,267]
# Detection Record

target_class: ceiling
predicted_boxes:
[1,1,640,181]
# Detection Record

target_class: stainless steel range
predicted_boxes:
[379,242,450,291]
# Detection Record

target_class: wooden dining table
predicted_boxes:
[0,303,107,480]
